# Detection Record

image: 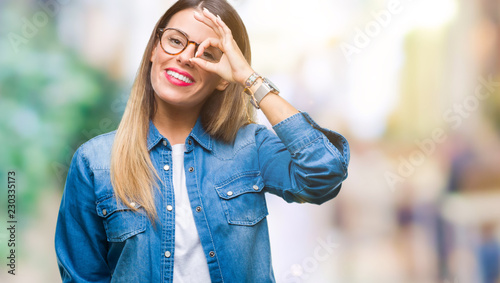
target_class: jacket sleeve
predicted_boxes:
[55,146,111,282]
[256,112,350,204]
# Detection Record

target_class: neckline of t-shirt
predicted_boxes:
[172,143,186,155]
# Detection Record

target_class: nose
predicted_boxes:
[176,42,198,66]
[186,41,200,56]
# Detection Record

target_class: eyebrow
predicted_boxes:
[166,26,191,39]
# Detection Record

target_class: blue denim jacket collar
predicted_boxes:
[147,120,163,150]
[147,119,213,152]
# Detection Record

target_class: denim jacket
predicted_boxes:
[55,112,350,282]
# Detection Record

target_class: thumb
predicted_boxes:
[189,57,217,73]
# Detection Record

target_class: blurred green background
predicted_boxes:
[1,1,125,281]
[1,0,500,282]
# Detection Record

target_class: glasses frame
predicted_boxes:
[157,27,222,62]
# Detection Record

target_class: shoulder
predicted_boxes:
[75,131,116,170]
[234,122,278,148]
[236,122,267,139]
[211,123,275,159]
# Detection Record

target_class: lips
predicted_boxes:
[164,68,195,86]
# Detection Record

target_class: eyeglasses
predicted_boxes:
[157,28,223,63]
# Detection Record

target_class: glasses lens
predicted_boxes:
[160,28,223,63]
[161,29,187,54]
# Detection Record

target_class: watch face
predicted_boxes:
[264,78,280,93]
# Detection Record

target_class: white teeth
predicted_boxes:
[166,70,193,84]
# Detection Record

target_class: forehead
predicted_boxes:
[166,8,217,41]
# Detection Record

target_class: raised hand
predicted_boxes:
[190,8,254,87]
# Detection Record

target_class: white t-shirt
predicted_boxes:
[171,144,211,282]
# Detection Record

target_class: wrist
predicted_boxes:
[247,77,263,94]
[241,70,259,88]
[243,76,280,109]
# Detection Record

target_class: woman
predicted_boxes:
[55,0,350,282]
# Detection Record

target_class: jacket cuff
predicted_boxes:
[272,112,350,167]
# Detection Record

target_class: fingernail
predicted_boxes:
[195,51,199,57]
[194,11,201,17]
[217,15,221,20]
[203,7,209,13]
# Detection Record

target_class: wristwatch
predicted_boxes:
[245,77,280,109]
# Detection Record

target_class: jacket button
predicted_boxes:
[130,202,136,208]
[209,251,215,257]
[227,191,233,196]
[164,165,170,171]
[165,251,171,258]
[253,185,259,191]
[167,205,173,211]
[188,140,192,145]
[188,167,194,172]
[163,140,167,146]
[195,206,201,212]
[102,209,107,216]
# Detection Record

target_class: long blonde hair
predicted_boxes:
[110,0,254,219]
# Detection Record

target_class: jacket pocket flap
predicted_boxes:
[214,172,265,200]
[95,195,146,242]
[96,195,142,218]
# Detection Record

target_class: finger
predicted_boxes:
[215,15,232,36]
[193,10,222,38]
[189,57,217,73]
[202,8,227,39]
[195,37,222,57]
[202,7,219,24]
[193,10,216,28]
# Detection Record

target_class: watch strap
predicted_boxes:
[254,82,271,104]
[244,77,280,109]
[244,72,261,89]
[254,78,279,104]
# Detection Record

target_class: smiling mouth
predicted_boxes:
[166,69,194,84]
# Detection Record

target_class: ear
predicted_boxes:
[216,79,230,91]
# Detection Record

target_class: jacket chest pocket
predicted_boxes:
[215,172,268,226]
[96,196,147,242]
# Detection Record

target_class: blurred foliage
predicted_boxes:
[0,0,124,222]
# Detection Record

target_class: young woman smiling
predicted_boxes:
[55,0,350,282]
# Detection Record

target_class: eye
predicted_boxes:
[200,47,222,62]
[168,36,184,47]
[201,51,216,61]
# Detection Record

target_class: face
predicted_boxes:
[150,8,227,111]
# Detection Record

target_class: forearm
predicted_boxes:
[258,87,299,126]
[241,74,299,126]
